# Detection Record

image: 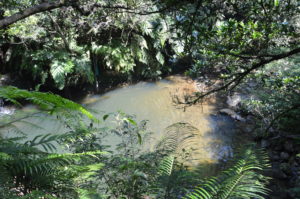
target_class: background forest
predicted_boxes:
[0,0,300,198]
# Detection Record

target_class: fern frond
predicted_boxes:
[158,155,175,176]
[0,86,96,121]
[0,132,105,179]
[24,134,60,152]
[13,151,105,177]
[184,147,270,199]
[157,122,200,154]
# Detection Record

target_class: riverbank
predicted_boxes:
[197,76,300,199]
[2,70,298,198]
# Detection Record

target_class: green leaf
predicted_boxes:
[103,114,109,121]
[125,118,137,126]
[156,52,165,65]
[137,132,142,144]
[0,86,97,121]
[139,36,148,49]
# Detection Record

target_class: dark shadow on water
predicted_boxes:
[207,114,236,163]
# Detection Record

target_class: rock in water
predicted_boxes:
[0,107,15,116]
[219,108,246,122]
[226,93,243,108]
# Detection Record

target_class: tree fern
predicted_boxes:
[184,147,270,199]
[157,122,200,153]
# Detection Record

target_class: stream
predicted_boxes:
[0,75,237,175]
[82,76,236,169]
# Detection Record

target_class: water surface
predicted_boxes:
[82,76,236,168]
[0,76,236,171]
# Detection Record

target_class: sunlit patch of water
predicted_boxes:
[83,75,236,172]
[0,75,237,175]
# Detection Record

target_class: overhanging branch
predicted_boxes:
[0,1,69,29]
[0,1,171,29]
[184,47,300,105]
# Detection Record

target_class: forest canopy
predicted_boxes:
[1,0,299,91]
[1,0,300,198]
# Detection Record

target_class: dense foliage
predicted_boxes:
[0,0,185,91]
[0,87,270,198]
[1,0,300,198]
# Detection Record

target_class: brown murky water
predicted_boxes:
[1,76,236,172]
[82,76,235,169]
